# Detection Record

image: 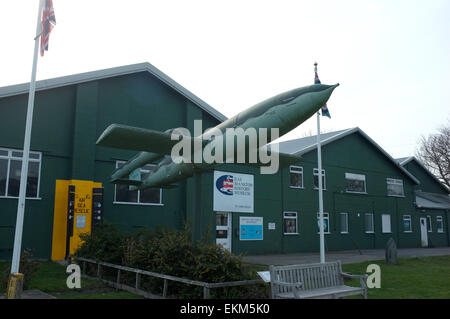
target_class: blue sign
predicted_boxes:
[240,217,263,241]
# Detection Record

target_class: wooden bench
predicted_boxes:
[269,261,368,299]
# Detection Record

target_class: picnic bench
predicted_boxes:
[269,260,368,299]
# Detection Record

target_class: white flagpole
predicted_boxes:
[314,62,325,264]
[317,111,325,264]
[10,0,44,274]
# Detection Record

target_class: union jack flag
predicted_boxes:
[40,0,56,57]
[314,62,331,118]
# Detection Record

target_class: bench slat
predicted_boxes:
[269,260,367,299]
[276,285,363,299]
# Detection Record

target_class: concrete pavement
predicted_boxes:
[242,247,450,266]
[0,289,56,299]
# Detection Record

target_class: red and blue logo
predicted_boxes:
[216,175,234,196]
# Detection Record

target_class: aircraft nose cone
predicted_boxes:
[321,83,339,91]
[313,83,339,107]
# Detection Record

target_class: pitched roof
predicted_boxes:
[276,127,420,185]
[396,156,450,194]
[415,191,450,209]
[395,157,411,164]
[277,128,351,155]
[0,62,228,122]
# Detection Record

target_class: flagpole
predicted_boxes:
[314,62,325,264]
[317,111,325,264]
[10,0,44,274]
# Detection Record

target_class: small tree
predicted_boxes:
[416,121,450,190]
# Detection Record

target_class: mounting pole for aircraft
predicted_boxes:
[317,111,325,264]
[315,62,326,264]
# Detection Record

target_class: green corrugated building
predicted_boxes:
[0,62,448,260]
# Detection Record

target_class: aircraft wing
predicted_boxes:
[96,124,202,155]
[232,148,301,169]
[115,177,179,189]
[114,178,143,186]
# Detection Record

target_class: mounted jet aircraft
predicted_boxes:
[96,83,339,190]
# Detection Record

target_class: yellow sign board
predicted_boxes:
[51,180,102,261]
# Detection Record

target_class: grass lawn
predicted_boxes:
[0,261,142,299]
[2,255,450,299]
[342,255,450,299]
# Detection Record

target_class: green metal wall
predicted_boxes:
[206,133,448,255]
[0,70,448,260]
[0,84,76,259]
[402,160,450,247]
[404,160,449,195]
[0,71,221,259]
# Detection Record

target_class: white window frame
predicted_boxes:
[340,213,349,234]
[313,168,326,190]
[386,178,405,197]
[345,172,367,194]
[403,215,412,233]
[381,214,392,233]
[317,212,330,234]
[113,161,163,206]
[289,166,304,189]
[0,147,42,199]
[283,211,299,235]
[427,215,432,232]
[436,216,444,233]
[365,213,374,233]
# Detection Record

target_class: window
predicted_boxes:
[387,178,404,197]
[382,214,391,233]
[403,215,412,232]
[313,168,326,190]
[427,216,432,232]
[365,213,374,233]
[340,213,348,234]
[345,173,366,193]
[0,148,41,199]
[317,212,330,233]
[437,216,444,233]
[114,161,162,205]
[289,166,303,188]
[283,212,298,234]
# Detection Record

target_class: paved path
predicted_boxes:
[242,247,450,266]
[0,289,56,299]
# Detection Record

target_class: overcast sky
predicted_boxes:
[1,0,449,158]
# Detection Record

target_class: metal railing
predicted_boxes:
[67,255,265,299]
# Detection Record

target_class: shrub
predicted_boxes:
[1,248,40,291]
[75,222,124,264]
[75,224,267,298]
